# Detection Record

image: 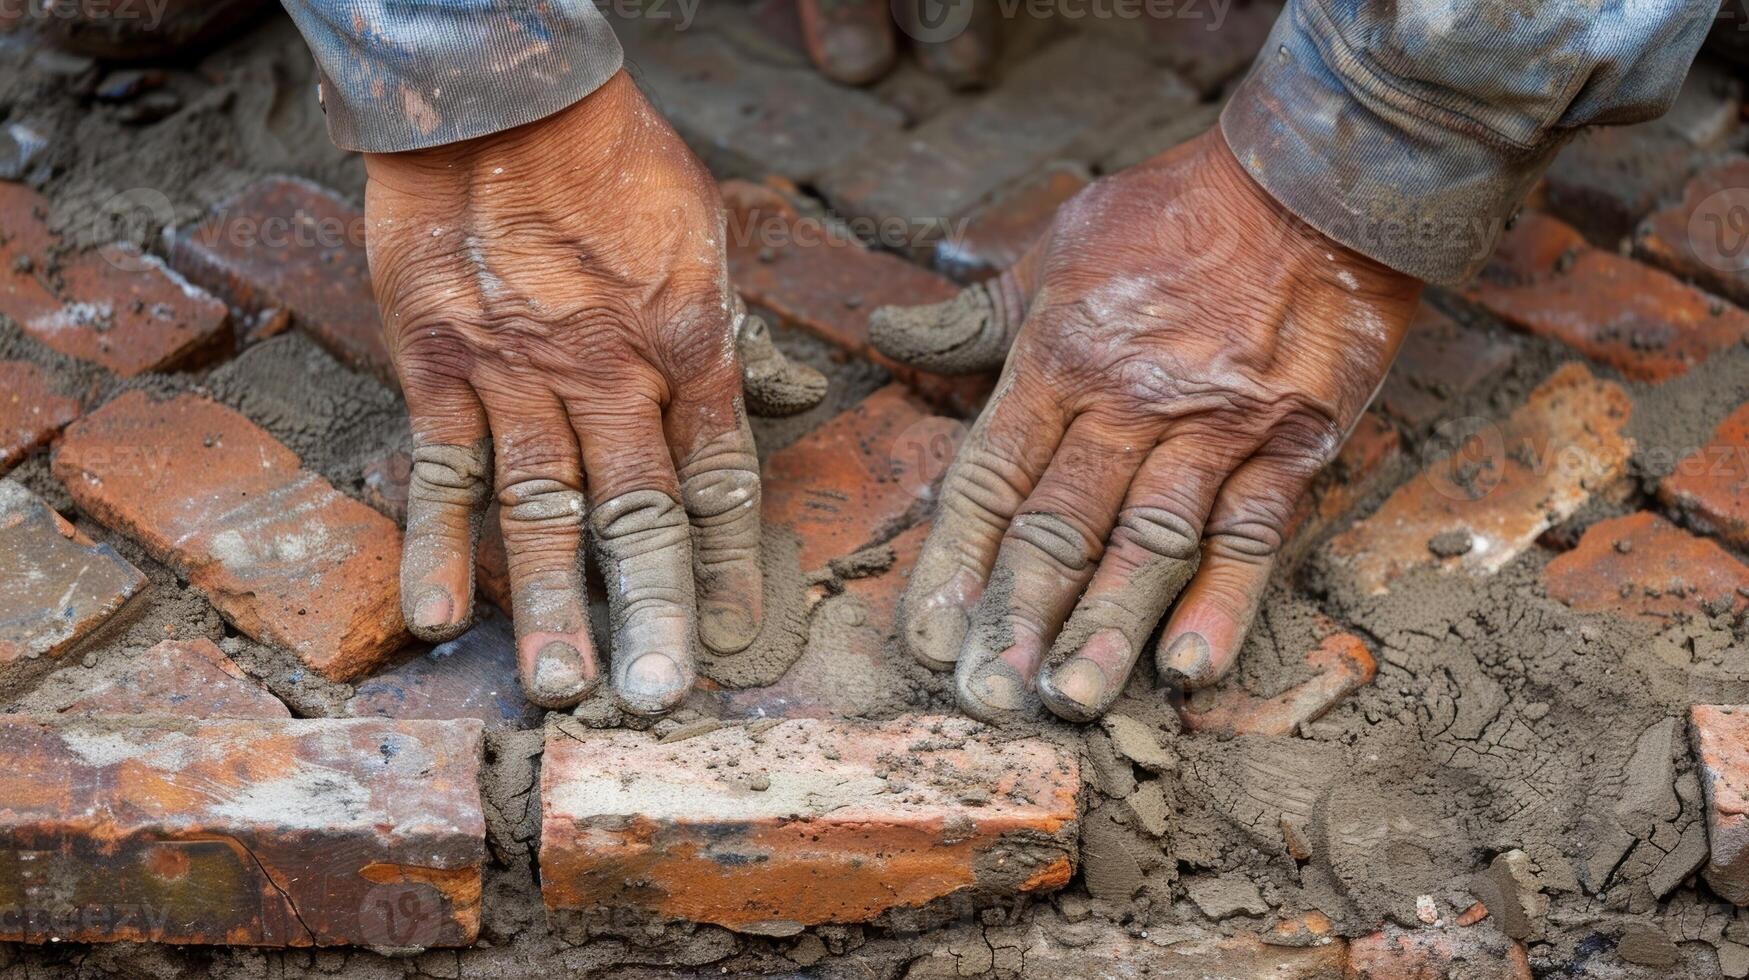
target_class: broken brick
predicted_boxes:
[166,177,391,383]
[0,715,484,946]
[18,245,231,377]
[345,611,541,729]
[1324,363,1634,595]
[1543,512,1749,624]
[53,391,406,681]
[1660,401,1749,550]
[762,384,961,572]
[1635,156,1749,308]
[0,360,79,473]
[1346,923,1532,979]
[35,637,288,719]
[1378,306,1518,426]
[1179,630,1377,737]
[0,479,145,692]
[933,164,1088,284]
[539,715,1078,930]
[1692,705,1749,905]
[1465,211,1749,381]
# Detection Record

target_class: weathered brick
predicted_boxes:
[1324,363,1633,595]
[1346,923,1531,979]
[1635,156,1749,307]
[0,360,79,473]
[616,24,903,183]
[36,637,288,719]
[1660,401,1749,549]
[1544,512,1749,624]
[0,715,484,946]
[1284,411,1404,566]
[1179,630,1377,737]
[762,384,961,573]
[1465,211,1749,381]
[165,177,391,382]
[818,37,1193,235]
[1123,0,1282,97]
[933,164,1088,284]
[1378,306,1518,426]
[1693,705,1749,905]
[910,920,1344,980]
[345,612,540,729]
[361,449,412,523]
[53,392,406,681]
[17,246,231,377]
[722,180,990,414]
[540,715,1078,930]
[0,479,145,691]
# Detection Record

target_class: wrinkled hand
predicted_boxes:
[364,71,765,716]
[870,129,1422,723]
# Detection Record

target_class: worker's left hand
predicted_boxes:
[869,127,1421,723]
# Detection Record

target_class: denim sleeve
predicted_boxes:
[277,0,623,153]
[1220,0,1718,285]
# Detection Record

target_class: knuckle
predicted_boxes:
[1204,521,1285,563]
[681,465,760,526]
[1115,505,1201,561]
[941,449,1029,533]
[410,444,491,506]
[1008,511,1099,572]
[500,478,585,525]
[591,489,689,554]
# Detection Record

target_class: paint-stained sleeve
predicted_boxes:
[277,0,623,153]
[1220,0,1716,285]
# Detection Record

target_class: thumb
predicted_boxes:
[737,312,829,417]
[868,247,1038,375]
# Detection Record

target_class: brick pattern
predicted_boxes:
[1465,211,1749,382]
[0,716,485,946]
[1179,630,1377,737]
[1660,401,1749,550]
[1378,306,1517,426]
[0,479,145,686]
[1635,156,1749,308]
[0,359,79,473]
[54,392,407,681]
[933,164,1088,284]
[1692,705,1749,906]
[1324,363,1633,595]
[42,637,289,719]
[540,716,1078,928]
[1544,512,1749,623]
[166,177,392,383]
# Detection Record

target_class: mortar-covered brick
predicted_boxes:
[1324,363,1633,595]
[1635,156,1749,307]
[722,180,989,414]
[762,383,961,573]
[1179,629,1377,737]
[910,919,1344,979]
[1346,922,1531,978]
[1660,401,1749,550]
[0,360,79,473]
[1378,306,1518,426]
[933,164,1088,284]
[166,176,391,383]
[0,715,485,946]
[1282,410,1403,567]
[1464,211,1749,381]
[0,479,145,684]
[53,391,406,681]
[43,637,289,719]
[345,611,540,729]
[539,715,1079,929]
[1692,705,1749,906]
[1544,512,1749,623]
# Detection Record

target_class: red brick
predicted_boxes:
[820,38,1191,235]
[0,715,484,946]
[933,164,1088,284]
[361,449,412,523]
[345,612,540,729]
[166,177,391,382]
[1179,630,1377,737]
[1283,411,1404,567]
[1324,364,1634,595]
[539,715,1078,929]
[1378,306,1518,426]
[1465,211,1749,381]
[53,392,406,681]
[1660,401,1749,549]
[17,246,231,377]
[1635,156,1749,307]
[723,180,990,414]
[1692,705,1749,905]
[1544,512,1749,623]
[762,384,963,573]
[1346,923,1531,979]
[0,479,146,690]
[38,637,288,719]
[0,360,79,473]
[914,920,1344,979]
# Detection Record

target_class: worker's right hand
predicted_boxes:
[362,71,764,716]
[798,0,997,87]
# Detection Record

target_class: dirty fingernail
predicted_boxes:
[1159,631,1210,684]
[411,588,453,632]
[529,641,590,706]
[699,600,758,655]
[1047,658,1107,713]
[906,605,967,670]
[619,653,687,715]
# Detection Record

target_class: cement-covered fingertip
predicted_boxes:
[867,285,1007,375]
[615,652,691,717]
[902,603,967,672]
[1037,658,1111,724]
[953,650,1041,725]
[699,599,758,655]
[525,640,595,709]
[404,586,470,643]
[1156,631,1215,689]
